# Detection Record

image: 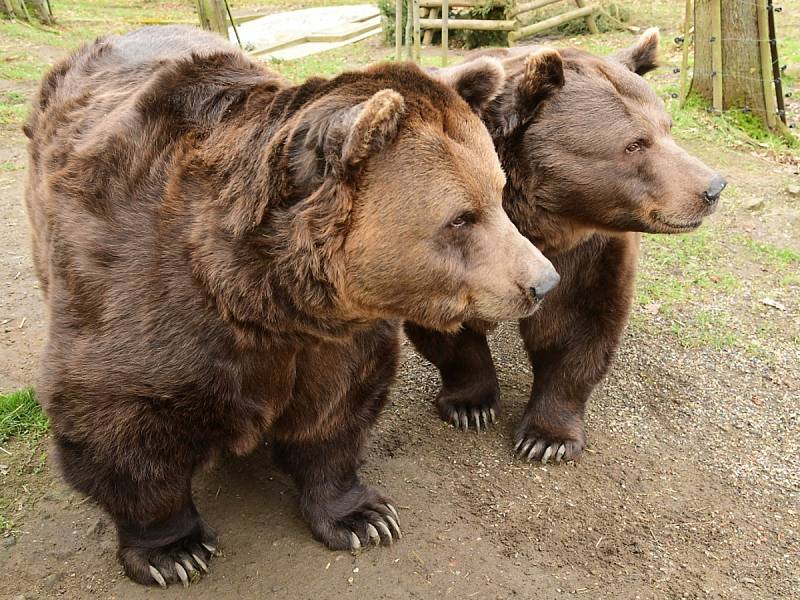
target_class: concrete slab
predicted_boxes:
[230,5,382,60]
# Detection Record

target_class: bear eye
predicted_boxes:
[449,212,475,228]
[626,140,645,153]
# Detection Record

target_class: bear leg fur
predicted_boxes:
[403,322,500,432]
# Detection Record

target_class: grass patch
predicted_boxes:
[0,388,48,444]
[636,229,739,311]
[663,93,799,154]
[0,160,22,171]
[737,237,800,269]
[670,309,740,350]
[0,90,29,126]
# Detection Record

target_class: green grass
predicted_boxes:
[0,388,48,444]
[664,92,799,154]
[0,159,22,171]
[0,90,29,126]
[738,237,800,269]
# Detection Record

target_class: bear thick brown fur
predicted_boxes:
[24,26,560,587]
[407,29,726,462]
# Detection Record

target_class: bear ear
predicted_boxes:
[339,89,405,170]
[613,27,660,76]
[293,89,405,184]
[494,48,564,137]
[431,57,506,114]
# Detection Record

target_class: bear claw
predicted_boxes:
[385,515,402,539]
[515,435,576,464]
[201,542,216,555]
[149,566,167,588]
[350,531,362,550]
[366,523,380,544]
[174,562,189,588]
[385,503,400,522]
[450,406,497,432]
[191,552,208,573]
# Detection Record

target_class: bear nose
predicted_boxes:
[530,268,561,300]
[703,174,727,205]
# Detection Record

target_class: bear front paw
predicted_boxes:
[306,486,402,551]
[513,421,586,464]
[118,522,217,588]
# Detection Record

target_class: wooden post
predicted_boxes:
[767,0,787,126]
[1,0,16,19]
[412,0,421,63]
[8,0,31,22]
[575,0,599,34]
[422,7,438,45]
[755,0,777,129]
[679,0,693,106]
[441,0,448,66]
[710,0,723,113]
[405,0,413,59]
[196,0,228,37]
[395,0,403,60]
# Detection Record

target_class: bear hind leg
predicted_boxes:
[404,322,500,432]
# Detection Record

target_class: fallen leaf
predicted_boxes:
[760,298,787,311]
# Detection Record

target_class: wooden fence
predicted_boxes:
[396,0,600,65]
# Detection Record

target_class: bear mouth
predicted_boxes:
[650,212,704,232]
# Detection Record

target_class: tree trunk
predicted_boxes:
[694,0,767,115]
[196,0,228,37]
[24,0,52,24]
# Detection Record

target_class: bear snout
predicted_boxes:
[529,267,561,300]
[703,174,727,206]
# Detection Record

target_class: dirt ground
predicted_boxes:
[2,10,800,600]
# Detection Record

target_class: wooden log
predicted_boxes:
[395,0,403,60]
[510,0,562,19]
[574,0,598,34]
[508,5,596,41]
[420,18,516,30]
[441,0,448,66]
[420,0,504,7]
[755,0,777,129]
[422,6,438,45]
[710,0,723,112]
[679,0,693,106]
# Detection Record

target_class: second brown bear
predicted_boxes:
[407,29,726,462]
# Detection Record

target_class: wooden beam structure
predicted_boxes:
[509,4,597,42]
[420,17,515,30]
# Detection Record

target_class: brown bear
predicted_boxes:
[406,29,726,462]
[23,26,560,587]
